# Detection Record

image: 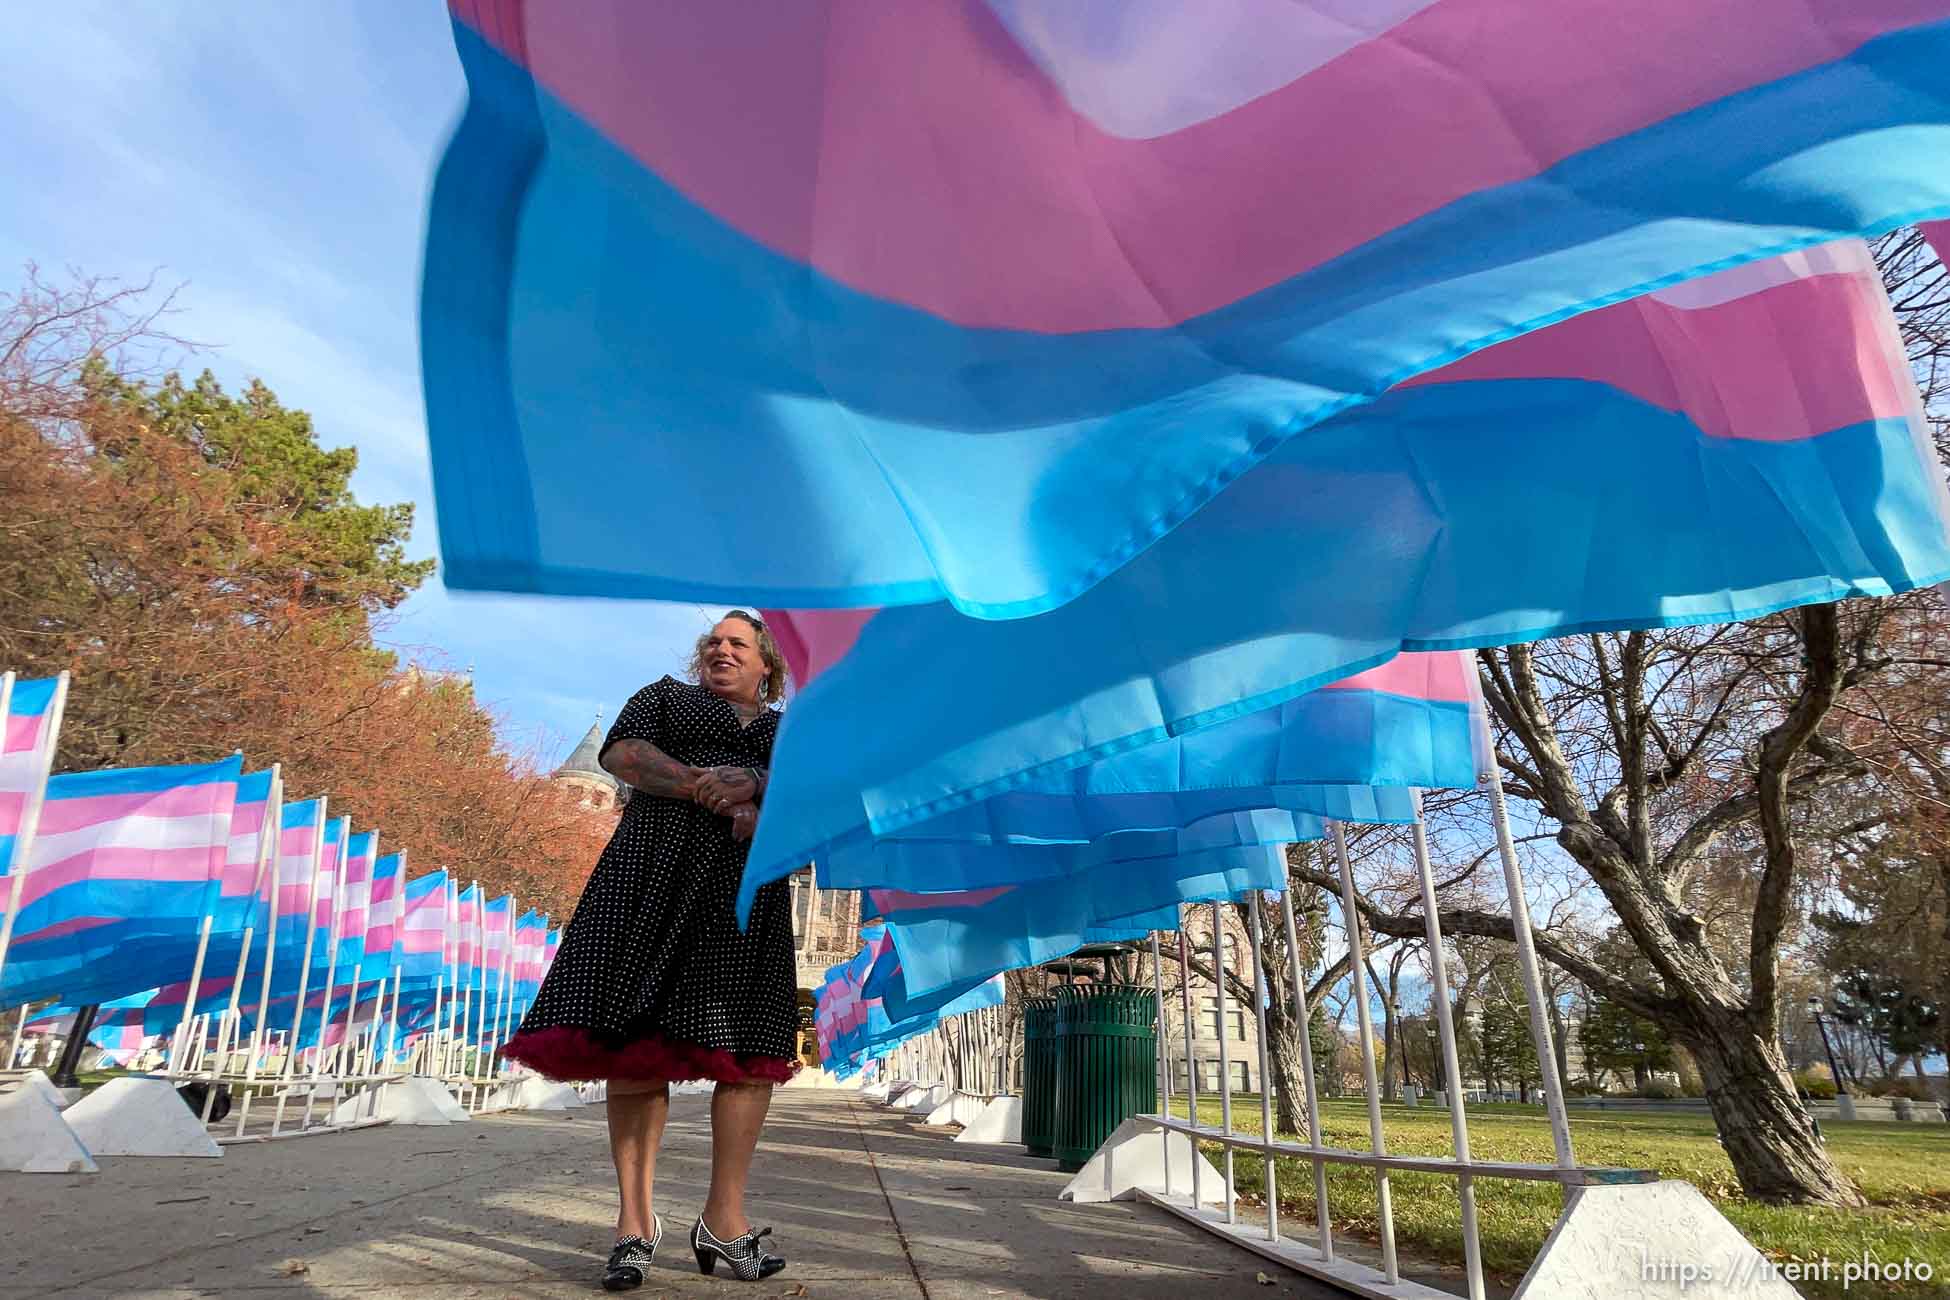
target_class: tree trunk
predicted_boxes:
[1547,994,1572,1091]
[1378,994,1399,1103]
[1678,1005,1866,1206]
[1267,1020,1312,1139]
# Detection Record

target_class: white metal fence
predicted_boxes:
[1130,775,1653,1299]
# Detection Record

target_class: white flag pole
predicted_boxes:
[491,900,517,1077]
[335,831,376,1079]
[199,767,280,1119]
[0,672,69,992]
[170,750,246,1076]
[424,870,447,1078]
[457,880,478,1089]
[218,768,281,1066]
[313,817,352,1081]
[441,877,461,1079]
[381,851,408,1070]
[272,795,327,1137]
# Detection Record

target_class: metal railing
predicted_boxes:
[1134,778,1654,1299]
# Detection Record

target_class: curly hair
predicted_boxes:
[688,609,787,705]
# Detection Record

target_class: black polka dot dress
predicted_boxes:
[503,677,799,1084]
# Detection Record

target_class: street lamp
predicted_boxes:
[1805,996,1850,1098]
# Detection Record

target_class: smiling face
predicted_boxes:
[699,616,769,704]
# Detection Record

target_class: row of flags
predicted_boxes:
[1,671,560,1068]
[813,925,1008,1079]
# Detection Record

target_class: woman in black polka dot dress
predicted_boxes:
[504,612,793,1288]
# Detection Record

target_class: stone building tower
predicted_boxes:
[552,714,625,812]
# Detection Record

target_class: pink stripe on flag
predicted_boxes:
[1406,256,1910,441]
[18,845,220,909]
[228,800,268,838]
[35,782,234,835]
[398,928,444,955]
[1926,222,1950,267]
[14,915,116,943]
[1322,651,1476,704]
[4,713,43,753]
[762,608,876,688]
[461,0,1927,331]
[868,885,1012,914]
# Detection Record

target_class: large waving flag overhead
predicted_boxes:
[798,651,1477,895]
[424,1,1950,615]
[737,242,1950,912]
[868,849,1260,999]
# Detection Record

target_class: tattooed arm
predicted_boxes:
[694,765,764,812]
[601,739,703,801]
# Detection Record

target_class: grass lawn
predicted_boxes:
[1164,1094,1949,1299]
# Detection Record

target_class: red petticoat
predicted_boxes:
[502,1025,799,1086]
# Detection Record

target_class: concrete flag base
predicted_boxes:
[954,1096,1023,1145]
[63,1078,221,1158]
[335,1077,466,1126]
[18,1070,72,1111]
[509,1077,577,1111]
[860,1082,891,1103]
[785,1067,855,1090]
[1059,1118,1229,1206]
[925,1091,992,1127]
[578,1082,608,1104]
[0,1085,98,1173]
[1512,1180,1803,1299]
[897,1083,949,1112]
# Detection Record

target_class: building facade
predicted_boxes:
[787,869,864,1066]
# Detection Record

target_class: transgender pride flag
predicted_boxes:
[362,852,405,982]
[739,241,1950,914]
[269,798,326,959]
[211,769,278,935]
[0,753,243,1004]
[810,653,1480,894]
[310,816,347,971]
[424,3,1950,616]
[510,908,547,1015]
[454,883,483,991]
[393,869,449,986]
[335,831,378,969]
[0,673,65,884]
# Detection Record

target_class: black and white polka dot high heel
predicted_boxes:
[602,1214,661,1292]
[690,1216,786,1281]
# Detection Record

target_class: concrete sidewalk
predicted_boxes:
[0,1090,1346,1298]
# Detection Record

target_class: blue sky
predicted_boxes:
[0,2,730,768]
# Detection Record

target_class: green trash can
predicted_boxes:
[1053,983,1158,1172]
[1021,996,1059,1157]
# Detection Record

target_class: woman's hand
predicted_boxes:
[695,766,759,814]
[727,802,759,842]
